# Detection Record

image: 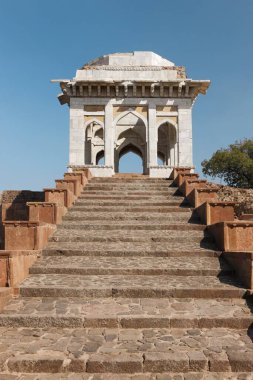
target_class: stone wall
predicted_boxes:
[0,190,45,249]
[217,186,253,216]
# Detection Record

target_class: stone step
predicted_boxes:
[19,274,245,298]
[81,189,178,194]
[63,213,197,223]
[50,232,211,244]
[1,373,252,380]
[30,256,231,276]
[57,223,205,231]
[62,218,199,225]
[78,195,180,200]
[84,185,176,190]
[75,196,189,207]
[68,206,192,213]
[91,178,172,183]
[1,326,253,373]
[1,297,252,329]
[45,241,217,255]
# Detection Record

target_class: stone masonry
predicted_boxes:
[0,174,253,378]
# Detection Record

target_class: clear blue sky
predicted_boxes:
[0,0,252,190]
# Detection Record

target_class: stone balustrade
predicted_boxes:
[179,179,208,197]
[196,201,236,225]
[44,188,75,208]
[55,178,80,197]
[3,221,56,251]
[174,173,199,187]
[175,170,253,290]
[169,167,194,181]
[0,169,91,303]
[187,187,219,208]
[27,202,65,224]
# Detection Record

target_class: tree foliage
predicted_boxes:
[201,138,253,188]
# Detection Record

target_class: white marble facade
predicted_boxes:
[53,52,210,177]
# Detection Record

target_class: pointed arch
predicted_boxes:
[84,118,104,133]
[113,110,147,128]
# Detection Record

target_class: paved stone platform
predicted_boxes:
[0,176,253,377]
[0,327,253,374]
[0,298,252,329]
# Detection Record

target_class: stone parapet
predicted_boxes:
[170,167,194,181]
[208,221,253,252]
[44,188,75,208]
[3,221,56,250]
[175,173,199,187]
[64,172,87,186]
[0,250,40,288]
[196,202,236,226]
[27,202,66,224]
[55,178,80,196]
[179,179,208,197]
[187,187,219,208]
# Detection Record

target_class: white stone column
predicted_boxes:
[177,104,193,167]
[147,102,157,168]
[104,101,114,169]
[69,102,85,166]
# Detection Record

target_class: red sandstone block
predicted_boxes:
[239,214,253,221]
[175,173,199,187]
[3,221,56,250]
[0,287,13,312]
[55,179,80,197]
[64,172,87,187]
[71,168,92,180]
[179,179,208,197]
[27,202,66,224]
[223,251,253,290]
[44,188,74,208]
[187,187,219,208]
[208,221,253,251]
[170,167,194,180]
[0,250,40,287]
[196,202,236,225]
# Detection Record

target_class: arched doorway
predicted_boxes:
[118,144,144,173]
[96,150,105,165]
[157,121,177,166]
[114,111,147,173]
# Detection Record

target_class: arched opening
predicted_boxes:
[157,121,177,166]
[96,150,105,165]
[157,152,165,165]
[115,111,147,173]
[84,120,104,165]
[118,144,143,173]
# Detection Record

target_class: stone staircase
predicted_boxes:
[0,175,253,379]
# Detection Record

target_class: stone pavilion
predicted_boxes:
[53,51,210,177]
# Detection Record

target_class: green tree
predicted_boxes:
[201,138,253,188]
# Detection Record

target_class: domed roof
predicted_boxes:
[83,51,175,68]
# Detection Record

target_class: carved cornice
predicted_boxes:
[56,79,210,105]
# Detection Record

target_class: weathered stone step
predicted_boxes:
[19,274,245,298]
[49,235,213,245]
[1,326,253,373]
[85,184,175,190]
[1,373,252,380]
[62,218,199,225]
[1,297,252,329]
[91,178,172,183]
[30,256,231,276]
[80,189,178,199]
[74,200,188,206]
[63,212,197,223]
[57,223,205,231]
[68,206,192,213]
[45,240,217,255]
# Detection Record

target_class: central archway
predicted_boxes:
[118,143,144,173]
